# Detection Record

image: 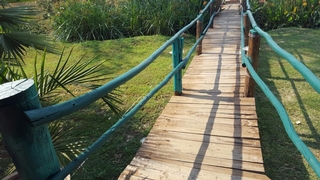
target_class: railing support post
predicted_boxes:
[0,79,60,179]
[243,13,251,47]
[244,30,260,97]
[209,2,214,28]
[241,0,247,12]
[196,13,203,55]
[172,37,184,96]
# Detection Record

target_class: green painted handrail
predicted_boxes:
[241,1,320,177]
[44,0,222,179]
[245,1,320,93]
[25,0,217,126]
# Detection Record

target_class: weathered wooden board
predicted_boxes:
[146,131,261,147]
[120,156,268,179]
[133,151,265,174]
[168,96,255,104]
[119,3,269,180]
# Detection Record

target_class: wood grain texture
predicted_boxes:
[119,3,269,180]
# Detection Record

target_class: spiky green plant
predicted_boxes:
[0,48,123,173]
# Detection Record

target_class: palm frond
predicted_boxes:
[89,84,123,117]
[0,61,27,83]
[49,121,86,167]
[36,48,109,98]
[0,32,58,62]
[0,6,37,31]
[33,48,123,116]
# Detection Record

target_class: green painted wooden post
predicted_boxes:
[0,79,60,180]
[172,37,184,96]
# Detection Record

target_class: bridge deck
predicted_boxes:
[119,3,269,180]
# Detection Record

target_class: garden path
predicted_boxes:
[119,3,270,179]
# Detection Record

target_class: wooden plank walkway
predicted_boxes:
[119,3,270,180]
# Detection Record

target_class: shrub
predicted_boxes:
[52,0,211,42]
[52,1,125,42]
[251,0,320,30]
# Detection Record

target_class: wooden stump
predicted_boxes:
[0,79,60,180]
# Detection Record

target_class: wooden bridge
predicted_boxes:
[119,3,270,180]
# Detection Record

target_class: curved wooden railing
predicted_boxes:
[0,1,223,179]
[240,0,320,177]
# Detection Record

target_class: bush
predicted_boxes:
[52,1,125,42]
[52,0,212,42]
[251,0,320,30]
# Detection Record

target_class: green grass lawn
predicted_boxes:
[256,27,320,180]
[0,35,196,179]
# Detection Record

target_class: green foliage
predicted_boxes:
[52,0,209,42]
[120,0,209,36]
[49,121,86,167]
[33,47,123,116]
[0,32,57,62]
[52,1,124,42]
[0,4,57,64]
[34,48,104,98]
[251,0,320,30]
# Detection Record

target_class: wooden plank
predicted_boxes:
[135,149,266,174]
[162,104,256,114]
[152,120,259,139]
[182,80,244,87]
[183,71,244,76]
[127,157,268,179]
[191,55,241,59]
[183,78,245,84]
[201,47,240,54]
[203,36,241,40]
[213,25,241,28]
[184,70,245,75]
[146,131,261,147]
[153,116,259,139]
[169,96,255,104]
[189,60,242,65]
[202,40,241,44]
[163,100,256,111]
[182,85,244,93]
[159,109,258,120]
[156,115,258,127]
[201,43,241,48]
[193,54,240,58]
[132,157,267,180]
[187,62,243,66]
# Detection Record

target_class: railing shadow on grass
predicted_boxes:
[255,51,309,179]
[241,0,320,178]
